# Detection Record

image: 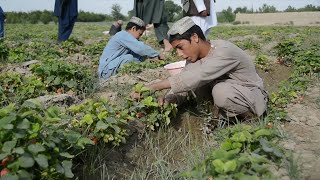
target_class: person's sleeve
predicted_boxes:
[193,0,206,13]
[118,35,160,58]
[168,53,240,94]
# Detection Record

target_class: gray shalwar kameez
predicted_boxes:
[167,40,268,117]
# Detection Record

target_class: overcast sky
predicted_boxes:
[1,0,319,15]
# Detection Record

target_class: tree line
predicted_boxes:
[217,4,320,23]
[3,3,320,24]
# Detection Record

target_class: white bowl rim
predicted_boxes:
[164,60,186,70]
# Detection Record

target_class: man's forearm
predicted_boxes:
[147,79,171,91]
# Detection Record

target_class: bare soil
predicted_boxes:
[279,80,320,180]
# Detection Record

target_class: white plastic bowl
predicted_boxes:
[164,60,186,76]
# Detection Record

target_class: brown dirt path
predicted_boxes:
[280,80,320,179]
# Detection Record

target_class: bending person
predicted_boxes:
[98,17,164,80]
[145,17,268,121]
[109,20,123,36]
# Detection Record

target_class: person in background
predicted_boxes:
[145,17,268,122]
[182,0,217,38]
[98,17,164,80]
[109,20,123,36]
[54,0,78,42]
[134,0,172,52]
[0,6,6,38]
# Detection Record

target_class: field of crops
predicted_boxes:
[0,23,319,179]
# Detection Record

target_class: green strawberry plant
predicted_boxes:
[83,40,107,61]
[255,53,270,72]
[8,45,29,63]
[30,59,95,95]
[235,38,260,51]
[0,40,9,62]
[0,100,94,179]
[0,72,47,107]
[60,38,84,55]
[274,38,301,66]
[182,124,285,179]
[294,46,320,74]
[127,84,177,130]
[67,99,130,146]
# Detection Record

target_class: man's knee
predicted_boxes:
[212,83,230,108]
[212,83,250,115]
[122,54,140,64]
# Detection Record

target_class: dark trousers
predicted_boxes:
[0,20,4,38]
[154,15,169,44]
[58,16,77,42]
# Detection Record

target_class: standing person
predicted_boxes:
[98,17,164,80]
[182,0,217,38]
[0,6,6,38]
[109,20,123,36]
[54,0,78,42]
[134,0,172,52]
[144,17,268,121]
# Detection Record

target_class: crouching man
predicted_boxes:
[146,17,268,122]
[98,16,164,80]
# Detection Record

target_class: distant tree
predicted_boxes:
[233,7,254,14]
[111,4,125,21]
[217,7,235,23]
[105,15,114,22]
[78,11,106,22]
[258,4,277,13]
[39,10,52,24]
[299,4,320,11]
[165,0,183,22]
[284,6,296,12]
[128,9,134,18]
[27,11,41,23]
[6,10,111,24]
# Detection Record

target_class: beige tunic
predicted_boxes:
[168,40,268,116]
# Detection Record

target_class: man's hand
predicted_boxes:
[199,10,208,17]
[158,53,165,60]
[157,96,167,106]
[158,94,177,106]
[130,91,141,100]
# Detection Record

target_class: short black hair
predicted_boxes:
[168,25,206,43]
[125,22,146,31]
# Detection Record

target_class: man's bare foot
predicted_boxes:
[163,39,172,52]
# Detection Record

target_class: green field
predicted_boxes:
[0,23,319,179]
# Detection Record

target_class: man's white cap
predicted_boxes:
[168,17,195,36]
[129,16,146,27]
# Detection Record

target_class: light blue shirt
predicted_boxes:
[98,30,160,77]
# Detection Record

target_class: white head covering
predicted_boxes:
[167,17,196,36]
[129,16,145,27]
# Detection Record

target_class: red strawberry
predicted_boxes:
[0,168,8,176]
[1,157,10,166]
[137,112,143,118]
[92,137,98,145]
[57,88,63,95]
